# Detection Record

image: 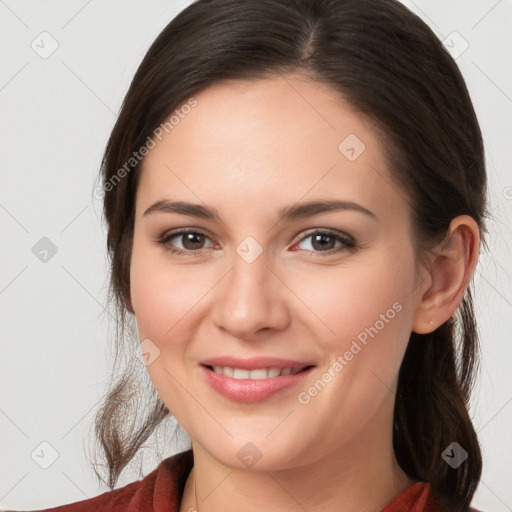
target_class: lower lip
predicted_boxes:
[200,365,314,403]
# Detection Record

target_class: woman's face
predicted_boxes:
[130,74,427,470]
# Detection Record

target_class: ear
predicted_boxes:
[412,215,480,334]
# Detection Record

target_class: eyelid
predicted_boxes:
[158,227,217,249]
[157,227,354,246]
[290,229,356,256]
[156,226,356,257]
[291,227,355,245]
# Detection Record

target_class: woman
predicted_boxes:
[8,0,488,510]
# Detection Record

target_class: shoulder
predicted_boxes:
[3,450,194,512]
[381,481,487,512]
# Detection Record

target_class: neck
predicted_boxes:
[179,412,416,512]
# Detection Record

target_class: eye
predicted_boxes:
[292,229,355,256]
[156,228,356,257]
[156,229,216,255]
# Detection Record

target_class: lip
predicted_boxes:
[199,358,316,403]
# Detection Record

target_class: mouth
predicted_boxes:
[199,358,316,402]
[203,364,314,379]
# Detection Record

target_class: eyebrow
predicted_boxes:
[143,199,377,222]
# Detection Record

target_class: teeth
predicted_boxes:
[233,368,249,379]
[222,366,234,377]
[211,366,304,379]
[267,367,281,378]
[249,368,267,379]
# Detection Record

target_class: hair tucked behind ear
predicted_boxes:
[90,0,488,508]
[394,287,482,509]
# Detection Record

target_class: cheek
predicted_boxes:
[291,254,415,428]
[131,239,415,350]
[129,241,205,345]
[129,243,209,417]
[291,251,415,364]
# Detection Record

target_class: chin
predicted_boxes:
[197,434,316,472]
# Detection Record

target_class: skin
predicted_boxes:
[128,73,480,512]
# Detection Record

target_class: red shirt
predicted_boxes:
[4,450,482,511]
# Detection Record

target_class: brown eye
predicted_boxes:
[310,233,336,251]
[178,232,206,250]
[294,230,355,256]
[156,229,216,255]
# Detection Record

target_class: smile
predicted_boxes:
[207,365,308,379]
[200,363,315,402]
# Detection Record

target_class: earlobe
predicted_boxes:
[412,215,480,334]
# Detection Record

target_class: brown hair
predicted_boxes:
[89,0,488,510]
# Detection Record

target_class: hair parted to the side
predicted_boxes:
[88,1,488,510]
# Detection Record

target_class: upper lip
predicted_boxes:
[200,356,315,371]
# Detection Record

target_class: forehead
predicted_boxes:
[137,75,405,222]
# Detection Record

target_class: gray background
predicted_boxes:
[0,1,511,510]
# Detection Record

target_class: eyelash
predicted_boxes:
[155,228,356,257]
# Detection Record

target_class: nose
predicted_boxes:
[211,246,290,339]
